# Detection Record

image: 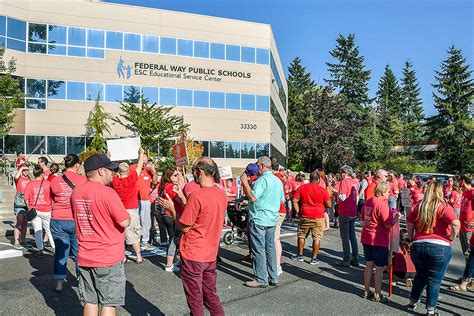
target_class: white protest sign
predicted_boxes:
[107,137,141,161]
[218,166,233,180]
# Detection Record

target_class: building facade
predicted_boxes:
[0,0,288,168]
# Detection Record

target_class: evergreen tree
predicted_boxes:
[0,49,23,138]
[428,46,473,173]
[375,64,403,147]
[325,33,372,120]
[400,60,425,145]
[287,57,316,170]
[85,94,112,153]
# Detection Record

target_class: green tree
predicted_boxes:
[0,49,23,138]
[85,94,112,153]
[400,60,425,145]
[375,64,403,147]
[113,90,189,153]
[353,108,385,161]
[287,57,316,170]
[428,46,474,173]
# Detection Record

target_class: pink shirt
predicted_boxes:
[24,179,52,213]
[361,197,393,247]
[71,181,130,267]
[449,190,462,209]
[337,178,359,217]
[15,176,29,193]
[50,171,87,220]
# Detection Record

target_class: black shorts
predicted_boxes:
[363,244,389,267]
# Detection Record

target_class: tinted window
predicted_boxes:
[106,31,123,49]
[7,18,26,41]
[87,48,104,59]
[0,16,5,36]
[87,29,104,48]
[241,94,255,111]
[256,143,269,157]
[27,79,46,98]
[256,95,270,112]
[68,27,86,46]
[47,136,65,155]
[4,134,24,154]
[178,39,193,57]
[226,93,240,110]
[67,81,85,100]
[241,142,256,159]
[226,45,240,62]
[160,37,176,55]
[26,135,45,154]
[105,84,122,102]
[28,23,47,43]
[142,87,158,104]
[25,99,46,110]
[256,48,270,65]
[123,85,141,103]
[194,90,209,108]
[68,46,85,57]
[48,25,66,44]
[142,35,159,53]
[210,43,225,60]
[177,89,192,107]
[210,92,225,109]
[124,33,141,51]
[48,44,66,55]
[210,141,224,158]
[225,142,240,158]
[67,137,85,154]
[7,38,25,51]
[160,88,177,105]
[194,41,209,58]
[48,80,66,99]
[241,46,255,63]
[86,83,104,101]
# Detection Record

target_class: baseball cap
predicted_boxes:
[245,163,259,175]
[84,154,118,173]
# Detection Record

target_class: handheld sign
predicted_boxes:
[173,142,188,167]
[400,188,412,208]
[107,137,141,161]
[218,166,233,180]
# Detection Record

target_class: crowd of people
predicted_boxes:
[9,152,474,315]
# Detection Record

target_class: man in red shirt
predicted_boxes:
[71,154,130,316]
[291,171,331,264]
[112,148,146,262]
[365,169,388,201]
[157,157,226,316]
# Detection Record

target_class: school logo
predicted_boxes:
[117,56,132,79]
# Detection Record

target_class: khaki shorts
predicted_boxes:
[125,209,141,245]
[297,217,325,240]
[274,213,286,241]
[78,261,125,307]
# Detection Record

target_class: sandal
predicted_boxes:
[449,284,467,291]
[361,290,372,299]
[372,293,388,303]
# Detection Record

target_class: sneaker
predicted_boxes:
[269,281,278,286]
[165,264,179,272]
[244,280,268,288]
[336,260,350,267]
[291,255,304,262]
[13,243,24,250]
[350,260,360,267]
[333,222,339,229]
[20,241,32,248]
[407,302,417,311]
[309,258,321,265]
[141,243,155,251]
[277,266,283,276]
[35,250,45,258]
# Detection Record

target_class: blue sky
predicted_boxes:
[105,0,473,116]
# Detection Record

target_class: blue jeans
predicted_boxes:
[339,216,359,263]
[410,242,452,310]
[462,244,474,281]
[51,219,78,280]
[388,197,396,209]
[249,220,277,285]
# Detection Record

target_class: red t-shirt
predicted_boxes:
[50,171,87,220]
[449,190,462,209]
[393,249,416,273]
[275,172,287,214]
[389,179,399,199]
[225,184,238,202]
[291,181,304,197]
[365,180,377,201]
[459,189,473,232]
[407,202,458,243]
[161,182,185,217]
[361,197,393,247]
[397,178,406,189]
[42,168,51,180]
[71,181,130,268]
[24,179,52,212]
[130,164,152,200]
[444,184,453,199]
[112,171,139,209]
[183,181,201,198]
[15,176,29,193]
[337,178,359,217]
[179,186,227,262]
[293,183,330,219]
[16,156,26,170]
[47,173,59,182]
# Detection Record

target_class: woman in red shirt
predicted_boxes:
[406,183,460,315]
[13,164,31,249]
[361,181,399,302]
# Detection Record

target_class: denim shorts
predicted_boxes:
[14,207,27,216]
[363,244,389,267]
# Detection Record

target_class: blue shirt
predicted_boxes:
[248,171,284,226]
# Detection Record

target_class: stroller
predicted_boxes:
[223,197,249,245]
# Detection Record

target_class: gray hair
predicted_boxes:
[257,156,272,168]
[340,165,353,175]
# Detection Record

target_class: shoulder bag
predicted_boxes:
[26,179,44,221]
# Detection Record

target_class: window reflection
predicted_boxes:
[194,90,209,108]
[177,89,193,107]
[178,39,193,57]
[226,45,240,62]
[124,33,141,51]
[241,142,256,159]
[210,141,224,158]
[225,142,241,158]
[160,37,176,55]
[105,84,122,102]
[106,31,123,49]
[67,137,85,154]
[210,92,225,109]
[160,88,177,105]
[241,94,255,111]
[226,93,240,110]
[47,136,66,155]
[210,43,225,60]
[48,80,66,99]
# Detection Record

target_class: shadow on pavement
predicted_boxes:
[123,281,165,315]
